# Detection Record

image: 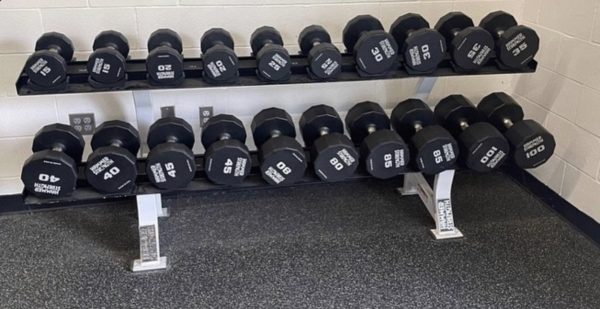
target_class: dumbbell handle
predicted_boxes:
[503,118,514,129]
[166,135,179,143]
[51,145,65,152]
[366,124,378,135]
[451,28,462,38]
[270,129,282,138]
[218,132,232,141]
[319,127,330,136]
[47,44,62,54]
[413,122,424,133]
[459,120,470,131]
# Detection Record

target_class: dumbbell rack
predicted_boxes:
[16,52,537,272]
[15,52,536,94]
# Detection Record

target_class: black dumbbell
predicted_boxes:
[25,32,74,89]
[201,115,251,185]
[146,117,197,190]
[300,105,359,182]
[250,26,292,81]
[435,12,494,71]
[146,29,184,85]
[435,95,510,172]
[251,108,307,185]
[85,121,140,193]
[390,13,446,74]
[345,102,409,179]
[480,11,540,69]
[87,30,130,85]
[343,15,399,76]
[391,99,459,175]
[201,28,239,83]
[298,25,342,80]
[479,92,556,169]
[21,124,85,198]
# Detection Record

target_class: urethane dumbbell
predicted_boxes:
[390,13,446,74]
[300,105,359,182]
[391,99,459,175]
[21,124,85,198]
[298,25,342,80]
[478,92,556,169]
[435,12,494,71]
[25,32,74,89]
[251,108,307,185]
[480,11,540,69]
[85,121,140,193]
[201,28,239,83]
[345,102,409,179]
[250,26,291,81]
[146,117,197,190]
[201,115,251,185]
[146,29,184,85]
[435,95,510,172]
[87,30,130,86]
[343,15,399,76]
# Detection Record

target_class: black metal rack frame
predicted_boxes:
[16,52,537,95]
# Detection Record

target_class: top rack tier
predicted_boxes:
[15,53,537,96]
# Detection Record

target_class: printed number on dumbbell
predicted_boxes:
[223,158,234,174]
[433,150,444,164]
[165,162,177,178]
[371,47,384,62]
[276,161,292,175]
[480,147,500,164]
[467,44,482,59]
[102,63,111,74]
[330,157,344,171]
[421,45,431,60]
[158,64,172,72]
[103,166,121,180]
[526,145,546,159]
[39,173,60,183]
[384,153,394,168]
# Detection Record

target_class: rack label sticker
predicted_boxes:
[436,199,455,233]
[139,225,158,262]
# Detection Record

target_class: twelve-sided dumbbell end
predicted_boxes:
[21,123,85,198]
[201,114,252,185]
[435,95,510,172]
[146,28,185,85]
[251,108,307,185]
[300,105,359,182]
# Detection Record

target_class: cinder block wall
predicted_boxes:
[512,0,600,222]
[1,2,524,193]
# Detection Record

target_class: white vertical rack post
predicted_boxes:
[132,194,169,272]
[398,77,464,240]
[131,90,170,272]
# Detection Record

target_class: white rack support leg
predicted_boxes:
[398,170,464,240]
[132,194,169,272]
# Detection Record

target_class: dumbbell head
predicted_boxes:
[252,108,307,185]
[435,12,494,71]
[21,124,85,198]
[435,95,510,172]
[146,117,196,190]
[390,13,446,73]
[85,121,140,193]
[480,11,539,69]
[298,25,342,80]
[201,28,239,83]
[201,114,251,185]
[250,26,291,81]
[343,15,399,75]
[25,32,74,88]
[146,29,184,84]
[300,105,359,182]
[345,102,409,179]
[88,30,130,84]
[251,107,297,147]
[391,99,459,175]
[479,92,556,169]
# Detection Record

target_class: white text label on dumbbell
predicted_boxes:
[479,146,507,169]
[207,60,227,78]
[269,53,288,71]
[30,58,50,75]
[156,64,175,80]
[34,174,61,195]
[523,136,546,159]
[505,33,527,56]
[379,39,396,59]
[467,43,492,65]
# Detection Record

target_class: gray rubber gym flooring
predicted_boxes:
[1,171,599,308]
